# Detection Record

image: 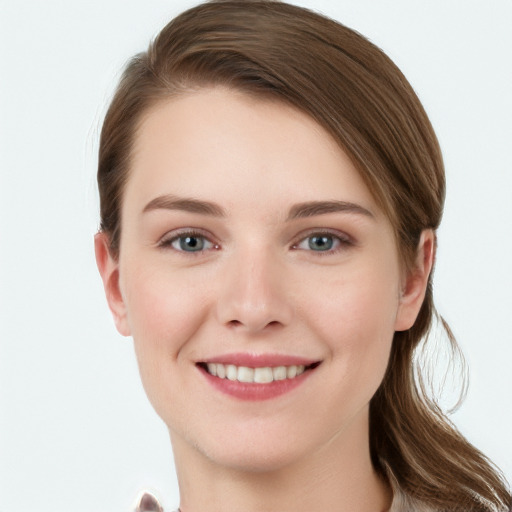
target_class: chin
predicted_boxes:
[173,418,318,474]
[203,443,304,474]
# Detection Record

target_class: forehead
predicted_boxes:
[124,87,379,218]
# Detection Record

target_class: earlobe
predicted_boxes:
[394,230,435,332]
[94,232,131,336]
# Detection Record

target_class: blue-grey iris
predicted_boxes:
[308,235,334,251]
[179,236,204,252]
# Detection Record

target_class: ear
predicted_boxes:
[394,229,435,332]
[94,232,131,336]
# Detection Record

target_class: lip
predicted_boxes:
[201,352,318,367]
[196,353,321,401]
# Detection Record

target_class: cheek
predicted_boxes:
[301,264,399,388]
[124,264,208,340]
[121,266,209,399]
[304,261,400,339]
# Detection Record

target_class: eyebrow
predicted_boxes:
[286,200,374,221]
[143,195,226,217]
[142,195,374,220]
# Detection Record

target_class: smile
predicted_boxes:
[202,363,309,383]
[197,357,321,401]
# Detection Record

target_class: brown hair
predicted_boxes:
[97,1,511,510]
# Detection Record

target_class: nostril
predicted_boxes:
[226,319,282,330]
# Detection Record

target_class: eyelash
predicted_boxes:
[158,229,219,253]
[291,230,353,255]
[157,229,353,255]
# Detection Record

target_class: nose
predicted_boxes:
[215,248,293,334]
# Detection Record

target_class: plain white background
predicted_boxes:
[1,1,511,510]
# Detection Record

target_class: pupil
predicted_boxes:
[180,236,203,251]
[309,235,333,251]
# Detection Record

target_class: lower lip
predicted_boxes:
[198,365,315,401]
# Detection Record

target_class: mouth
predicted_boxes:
[196,353,322,400]
[197,361,321,384]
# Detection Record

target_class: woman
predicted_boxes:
[94,1,511,511]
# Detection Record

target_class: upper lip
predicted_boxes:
[199,353,320,367]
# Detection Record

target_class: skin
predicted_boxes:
[96,87,433,512]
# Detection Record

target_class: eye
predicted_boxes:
[306,234,336,251]
[172,235,212,252]
[159,231,217,253]
[292,232,351,253]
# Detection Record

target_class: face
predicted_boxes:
[96,87,429,472]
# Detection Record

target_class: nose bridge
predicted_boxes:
[215,242,292,332]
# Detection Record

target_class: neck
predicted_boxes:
[170,410,392,512]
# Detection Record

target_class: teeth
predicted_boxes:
[216,364,226,379]
[226,364,237,381]
[272,366,287,381]
[287,365,297,378]
[205,363,308,383]
[237,366,254,383]
[287,365,305,379]
[254,367,273,383]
